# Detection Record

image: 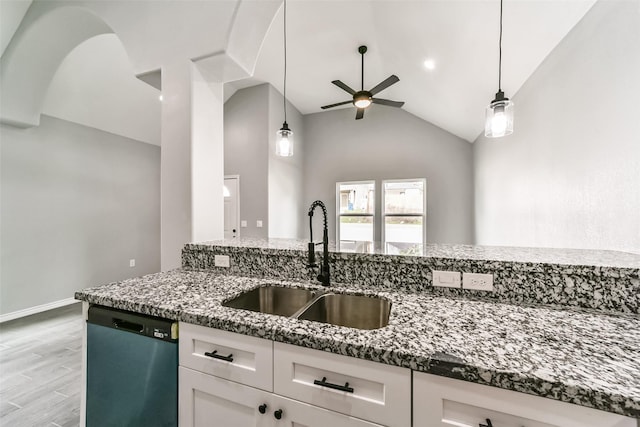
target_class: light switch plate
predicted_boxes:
[432,270,461,288]
[256,220,263,228]
[214,255,230,268]
[241,220,247,227]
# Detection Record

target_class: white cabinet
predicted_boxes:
[179,366,383,427]
[178,323,386,427]
[179,322,273,391]
[413,371,637,427]
[274,341,411,427]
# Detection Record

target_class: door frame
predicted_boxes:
[224,175,240,238]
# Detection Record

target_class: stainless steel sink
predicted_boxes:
[296,293,391,330]
[222,285,317,317]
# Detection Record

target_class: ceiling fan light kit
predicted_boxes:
[321,45,405,120]
[276,0,294,157]
[485,0,514,138]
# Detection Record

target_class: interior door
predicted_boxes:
[224,176,239,239]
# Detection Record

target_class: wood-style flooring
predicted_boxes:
[0,303,82,427]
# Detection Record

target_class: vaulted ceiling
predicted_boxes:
[227,0,597,142]
[2,0,598,143]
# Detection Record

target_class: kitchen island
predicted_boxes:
[76,239,640,424]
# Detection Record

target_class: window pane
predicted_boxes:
[385,216,423,245]
[339,182,374,214]
[339,216,373,247]
[384,181,424,214]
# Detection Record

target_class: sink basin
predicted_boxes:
[296,293,391,330]
[222,285,317,317]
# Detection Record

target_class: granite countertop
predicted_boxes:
[187,237,640,268]
[75,269,640,418]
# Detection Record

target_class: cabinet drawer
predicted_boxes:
[273,342,411,427]
[179,322,273,391]
[413,372,637,427]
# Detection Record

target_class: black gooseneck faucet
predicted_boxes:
[308,200,330,286]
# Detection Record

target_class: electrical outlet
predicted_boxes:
[214,255,230,268]
[241,220,247,228]
[129,259,135,268]
[256,220,263,228]
[463,273,494,291]
[432,270,461,288]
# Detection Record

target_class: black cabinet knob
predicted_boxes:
[274,409,283,420]
[258,404,267,414]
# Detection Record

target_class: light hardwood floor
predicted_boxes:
[0,303,82,427]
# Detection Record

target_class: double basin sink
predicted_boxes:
[222,285,391,330]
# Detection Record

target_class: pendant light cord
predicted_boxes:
[361,51,364,91]
[283,0,288,123]
[498,0,503,91]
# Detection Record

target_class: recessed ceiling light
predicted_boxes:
[423,59,435,70]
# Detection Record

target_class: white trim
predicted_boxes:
[0,297,78,323]
[224,174,241,238]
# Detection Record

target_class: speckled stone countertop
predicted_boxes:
[75,269,640,418]
[186,237,640,268]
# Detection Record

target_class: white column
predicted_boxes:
[161,60,192,270]
[191,63,224,243]
[160,60,225,270]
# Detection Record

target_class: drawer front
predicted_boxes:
[273,342,411,427]
[413,372,637,427]
[179,322,273,391]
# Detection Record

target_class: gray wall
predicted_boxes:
[224,84,270,239]
[303,106,474,244]
[268,84,305,239]
[473,0,640,253]
[0,115,161,315]
[225,83,306,240]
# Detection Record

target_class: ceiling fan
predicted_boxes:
[321,45,404,120]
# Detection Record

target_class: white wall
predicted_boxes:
[473,0,640,253]
[42,34,161,145]
[303,106,474,244]
[0,115,161,315]
[268,85,305,239]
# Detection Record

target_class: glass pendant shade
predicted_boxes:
[276,122,294,157]
[485,91,514,138]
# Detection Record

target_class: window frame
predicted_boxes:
[381,178,427,251]
[335,180,376,250]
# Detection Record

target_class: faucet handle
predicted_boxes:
[307,242,317,268]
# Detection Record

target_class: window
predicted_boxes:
[336,181,375,253]
[336,179,426,255]
[382,179,426,254]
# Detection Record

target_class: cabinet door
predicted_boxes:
[179,366,273,427]
[274,342,410,427]
[267,394,384,427]
[413,371,637,427]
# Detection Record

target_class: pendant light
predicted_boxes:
[276,0,294,157]
[485,0,514,138]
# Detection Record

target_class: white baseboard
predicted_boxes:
[0,297,79,323]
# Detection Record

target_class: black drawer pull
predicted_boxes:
[480,419,494,427]
[313,376,354,393]
[204,350,234,362]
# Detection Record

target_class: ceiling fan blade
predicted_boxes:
[355,108,365,120]
[321,100,352,110]
[372,98,405,108]
[332,80,356,95]
[368,75,400,96]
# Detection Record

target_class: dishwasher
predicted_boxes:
[86,305,178,427]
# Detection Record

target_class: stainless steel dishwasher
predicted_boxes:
[86,305,178,427]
